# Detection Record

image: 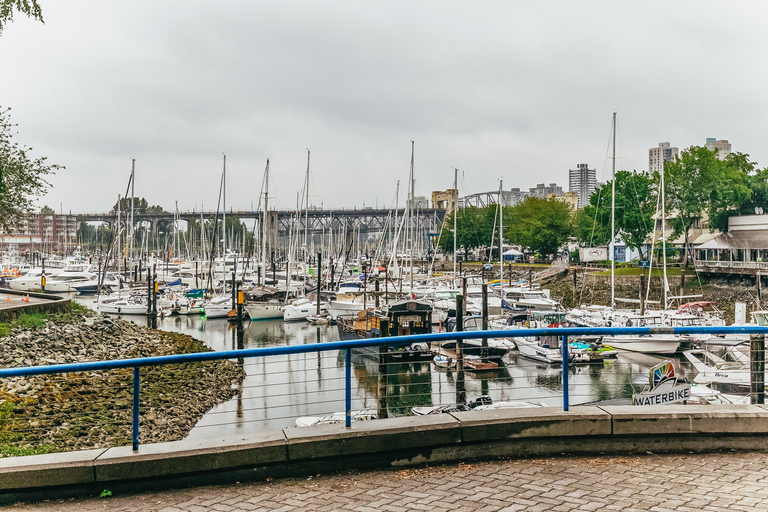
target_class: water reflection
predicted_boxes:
[72,295,698,435]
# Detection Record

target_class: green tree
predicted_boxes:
[0,107,61,231]
[665,147,753,273]
[576,170,656,256]
[505,196,574,257]
[0,0,43,34]
[40,204,54,214]
[438,206,496,258]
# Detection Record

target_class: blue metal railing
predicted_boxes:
[0,325,766,449]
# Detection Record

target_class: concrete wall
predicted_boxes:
[2,404,768,503]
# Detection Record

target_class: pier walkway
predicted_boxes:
[10,450,768,511]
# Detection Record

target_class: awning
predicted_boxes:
[697,230,768,250]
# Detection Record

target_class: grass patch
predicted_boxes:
[14,313,48,328]
[594,267,683,276]
[0,323,9,337]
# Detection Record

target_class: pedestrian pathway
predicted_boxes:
[9,451,768,511]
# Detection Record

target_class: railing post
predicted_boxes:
[345,348,352,427]
[562,335,569,411]
[132,366,140,451]
[751,332,765,405]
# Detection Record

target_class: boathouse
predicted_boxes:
[694,214,768,275]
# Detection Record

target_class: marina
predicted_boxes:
[67,293,735,437]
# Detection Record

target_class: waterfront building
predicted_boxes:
[548,191,579,211]
[705,138,732,159]
[529,183,562,198]
[568,164,596,208]
[0,213,78,254]
[649,142,679,174]
[695,214,768,276]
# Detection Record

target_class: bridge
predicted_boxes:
[80,207,448,237]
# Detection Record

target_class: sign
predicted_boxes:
[579,247,608,262]
[638,260,651,268]
[633,361,691,406]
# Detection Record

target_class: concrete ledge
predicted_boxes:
[94,430,287,482]
[451,406,611,443]
[284,413,461,460]
[4,404,768,503]
[600,405,768,435]
[0,448,106,490]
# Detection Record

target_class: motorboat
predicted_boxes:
[499,286,562,312]
[8,267,64,291]
[283,297,329,322]
[97,299,147,315]
[411,395,546,415]
[294,409,377,427]
[683,339,752,386]
[249,300,284,320]
[600,312,681,354]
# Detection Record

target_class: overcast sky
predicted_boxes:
[1,1,766,215]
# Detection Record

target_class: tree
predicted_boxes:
[0,0,44,34]
[505,197,574,257]
[576,170,656,256]
[438,206,496,257]
[40,204,55,214]
[0,107,61,231]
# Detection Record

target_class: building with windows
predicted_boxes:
[568,164,596,208]
[705,138,732,159]
[649,142,679,174]
[0,213,78,254]
[529,183,563,198]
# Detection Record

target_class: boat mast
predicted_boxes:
[262,159,269,288]
[409,140,415,293]
[453,167,458,283]
[611,112,616,309]
[499,179,504,300]
[304,150,310,254]
[660,142,669,309]
[222,153,227,258]
[129,159,135,262]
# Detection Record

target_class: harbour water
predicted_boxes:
[72,295,700,437]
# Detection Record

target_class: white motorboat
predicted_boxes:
[283,297,329,322]
[97,299,147,315]
[500,286,562,312]
[249,300,284,320]
[294,409,377,427]
[202,296,233,319]
[683,339,752,386]
[600,312,681,355]
[8,267,64,291]
[511,334,566,364]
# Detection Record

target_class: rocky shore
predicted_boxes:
[0,312,245,456]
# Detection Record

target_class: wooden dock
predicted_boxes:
[433,346,499,371]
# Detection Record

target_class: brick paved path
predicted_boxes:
[10,451,768,511]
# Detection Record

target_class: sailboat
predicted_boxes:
[585,113,681,354]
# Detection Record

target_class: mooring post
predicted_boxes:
[751,332,765,405]
[456,294,466,405]
[562,334,570,411]
[41,258,45,292]
[317,252,322,316]
[377,319,389,420]
[481,284,489,362]
[132,366,140,451]
[345,348,352,427]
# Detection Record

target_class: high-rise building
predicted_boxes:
[705,138,731,159]
[649,142,679,174]
[529,183,563,198]
[568,164,596,208]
